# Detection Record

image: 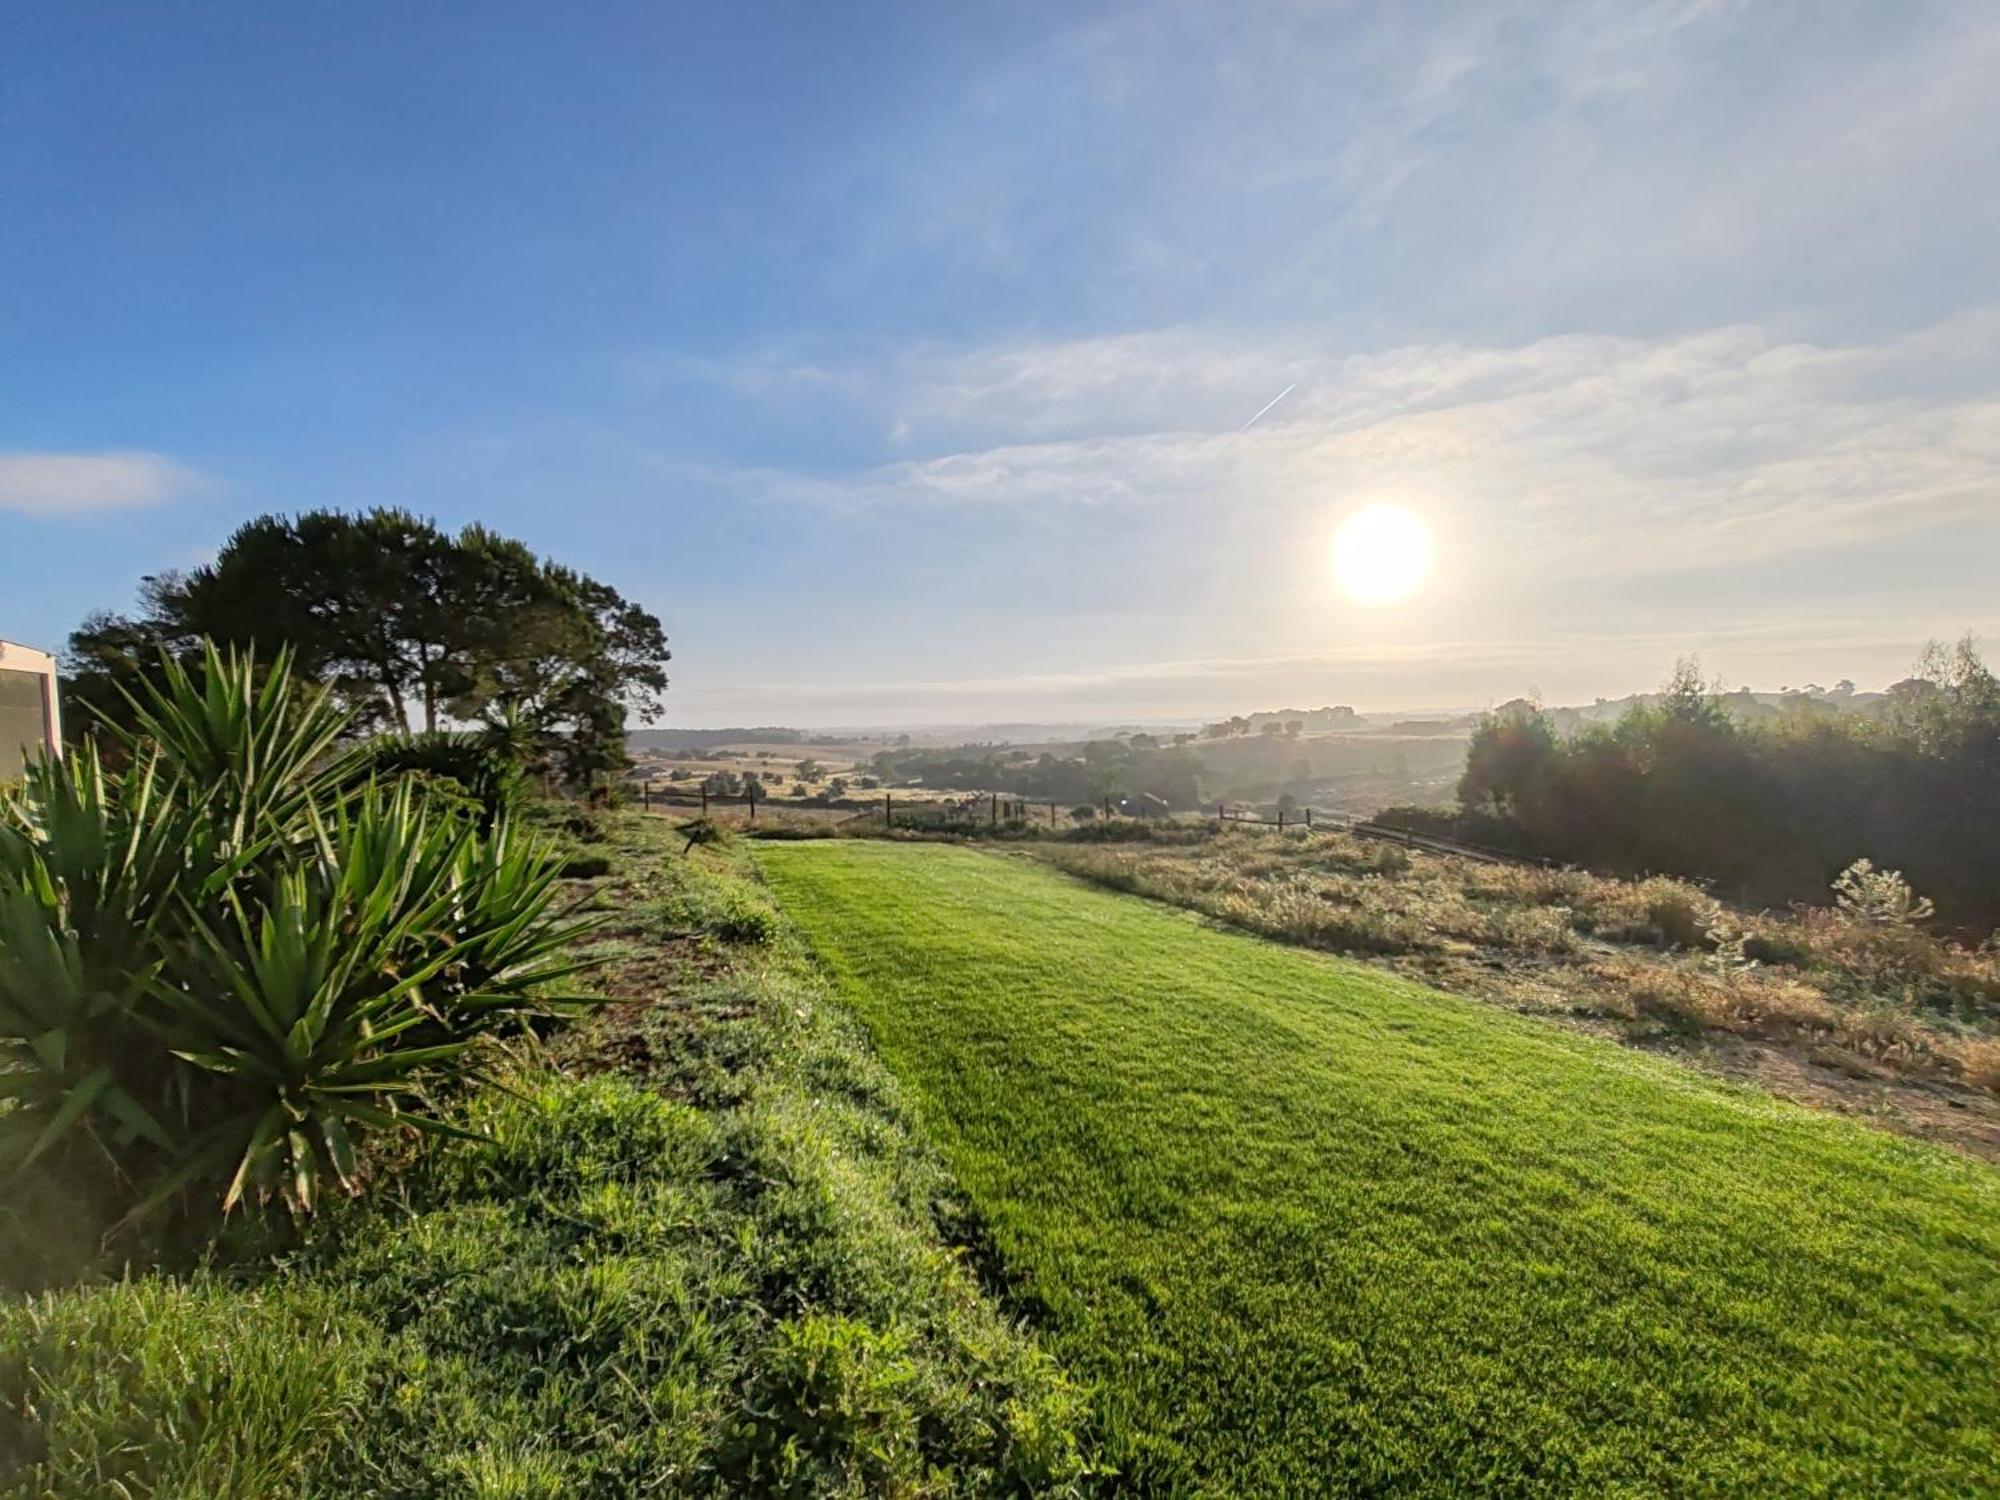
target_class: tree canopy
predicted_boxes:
[1455,641,2000,927]
[65,508,668,783]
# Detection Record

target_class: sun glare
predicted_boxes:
[1332,504,1432,605]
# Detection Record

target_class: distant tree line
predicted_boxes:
[1446,641,2000,928]
[64,507,669,786]
[1200,705,1358,739]
[870,738,1205,809]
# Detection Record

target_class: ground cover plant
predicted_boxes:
[1035,822,2000,1154]
[2,814,1091,1497]
[759,839,2000,1495]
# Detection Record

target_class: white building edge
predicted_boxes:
[0,638,63,780]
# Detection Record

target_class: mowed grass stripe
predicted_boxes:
[757,840,1998,1497]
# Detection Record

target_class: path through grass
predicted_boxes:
[758,840,1999,1495]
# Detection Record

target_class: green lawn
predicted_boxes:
[757,840,2000,1496]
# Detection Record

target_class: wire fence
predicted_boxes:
[634,779,1541,866]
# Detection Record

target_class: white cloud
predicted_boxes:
[0,451,195,515]
[840,1,2000,342]
[716,311,2000,581]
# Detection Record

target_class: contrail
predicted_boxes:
[1237,382,1296,433]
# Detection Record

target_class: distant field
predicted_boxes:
[758,841,2000,1495]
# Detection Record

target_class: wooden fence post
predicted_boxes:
[990,792,998,828]
[1305,807,1312,830]
[1049,800,1056,828]
[700,786,708,817]
[885,793,893,827]
[748,790,756,825]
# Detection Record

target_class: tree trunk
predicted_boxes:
[385,677,410,734]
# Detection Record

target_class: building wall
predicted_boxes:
[0,639,62,781]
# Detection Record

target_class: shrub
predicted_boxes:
[1699,901,1755,981]
[1585,876,1711,948]
[1832,858,1935,927]
[0,644,598,1255]
[1219,875,1426,955]
[357,729,526,830]
[560,852,613,879]
[1644,881,1710,949]
[1487,903,1577,955]
[1062,818,1209,845]
[1613,959,1835,1039]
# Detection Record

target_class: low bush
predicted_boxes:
[1743,928,1814,967]
[1605,955,1838,1039]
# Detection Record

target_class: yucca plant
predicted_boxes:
[354,727,528,831]
[0,642,601,1247]
[146,781,597,1219]
[107,643,357,860]
[0,744,196,1188]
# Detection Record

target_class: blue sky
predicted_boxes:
[4,1,1997,724]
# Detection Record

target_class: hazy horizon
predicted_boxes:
[7,3,1998,724]
[639,650,1935,735]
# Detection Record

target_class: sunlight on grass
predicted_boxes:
[760,839,2000,1495]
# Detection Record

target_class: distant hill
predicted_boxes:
[628,727,806,750]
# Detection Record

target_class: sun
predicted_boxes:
[1331,504,1432,605]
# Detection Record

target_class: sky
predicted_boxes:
[4,1,1998,726]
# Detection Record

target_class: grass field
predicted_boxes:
[757,840,2000,1496]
